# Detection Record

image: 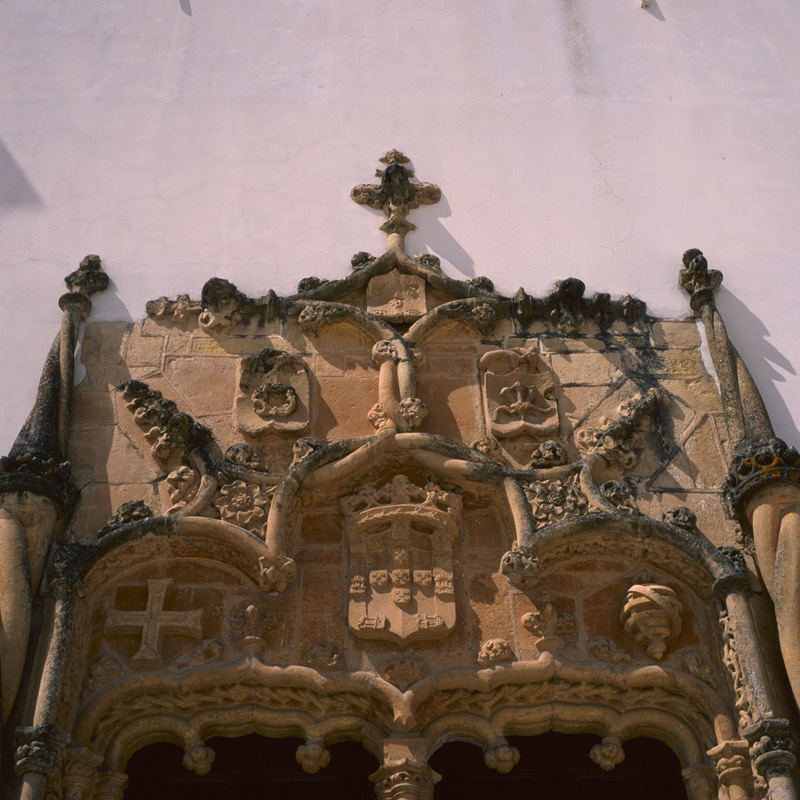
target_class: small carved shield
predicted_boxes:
[343,476,461,644]
[480,346,558,438]
[236,348,310,437]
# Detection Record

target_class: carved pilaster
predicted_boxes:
[61,748,103,800]
[93,770,128,800]
[681,763,717,800]
[708,740,753,800]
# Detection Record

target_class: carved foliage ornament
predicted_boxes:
[236,347,310,437]
[343,475,462,644]
[480,345,558,439]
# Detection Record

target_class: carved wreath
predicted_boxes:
[251,383,298,419]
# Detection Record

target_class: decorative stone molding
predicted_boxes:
[214,480,273,534]
[14,724,71,777]
[725,437,800,515]
[499,545,542,588]
[621,572,683,660]
[589,736,625,771]
[522,593,575,652]
[94,770,128,800]
[599,480,638,514]
[295,738,331,774]
[97,500,153,537]
[744,718,797,782]
[680,763,717,800]
[483,738,520,773]
[370,759,441,800]
[303,643,343,671]
[380,656,428,691]
[718,607,755,730]
[120,380,213,463]
[523,473,588,528]
[588,636,632,664]
[575,388,669,471]
[182,743,215,775]
[477,638,516,668]
[680,650,718,690]
[663,506,698,532]
[258,552,298,594]
[61,747,103,800]
[679,248,724,313]
[229,603,278,647]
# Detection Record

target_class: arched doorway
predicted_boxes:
[429,733,687,800]
[125,735,379,800]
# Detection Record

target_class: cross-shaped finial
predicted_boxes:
[351,151,441,253]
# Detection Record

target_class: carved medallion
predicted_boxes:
[236,347,310,437]
[342,475,462,644]
[479,346,558,438]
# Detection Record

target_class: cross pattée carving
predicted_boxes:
[350,150,441,253]
[104,578,203,666]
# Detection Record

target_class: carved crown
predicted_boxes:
[341,475,462,537]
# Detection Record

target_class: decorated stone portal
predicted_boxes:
[343,475,462,644]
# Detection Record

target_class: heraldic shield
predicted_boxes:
[236,347,310,437]
[480,345,558,438]
[342,475,463,644]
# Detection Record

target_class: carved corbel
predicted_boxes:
[589,736,625,771]
[295,738,331,774]
[182,738,215,776]
[483,738,520,773]
[97,500,153,537]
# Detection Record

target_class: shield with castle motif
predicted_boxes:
[236,348,310,437]
[342,475,462,644]
[480,346,558,438]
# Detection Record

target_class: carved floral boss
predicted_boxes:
[343,476,462,644]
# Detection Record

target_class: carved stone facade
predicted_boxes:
[1,153,799,799]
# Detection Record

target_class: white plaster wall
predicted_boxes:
[1,0,799,454]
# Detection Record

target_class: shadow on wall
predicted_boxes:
[717,286,800,444]
[0,139,42,208]
[407,194,476,279]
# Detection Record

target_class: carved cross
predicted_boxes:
[351,150,441,253]
[104,578,203,666]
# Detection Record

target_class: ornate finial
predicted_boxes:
[679,248,723,313]
[351,151,441,253]
[64,254,109,297]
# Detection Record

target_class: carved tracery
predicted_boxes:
[3,154,798,800]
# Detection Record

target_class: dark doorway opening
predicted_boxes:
[125,730,687,800]
[430,732,687,800]
[125,735,378,800]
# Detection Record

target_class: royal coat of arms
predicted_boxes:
[236,347,310,437]
[480,345,558,438]
[342,475,462,644]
